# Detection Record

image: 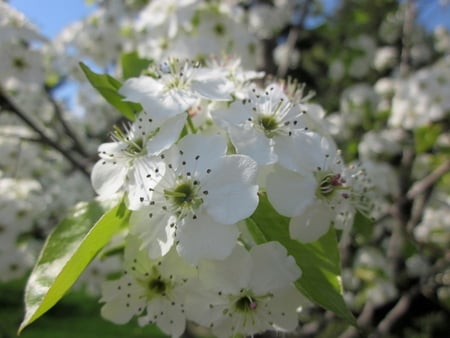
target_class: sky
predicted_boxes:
[9,0,450,39]
[9,0,97,38]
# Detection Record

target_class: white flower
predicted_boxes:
[100,236,196,338]
[266,134,372,242]
[91,110,185,210]
[130,134,259,264]
[119,58,234,119]
[212,83,310,169]
[185,242,303,338]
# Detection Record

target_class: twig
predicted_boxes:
[370,286,420,337]
[407,160,450,199]
[277,0,314,78]
[399,0,416,77]
[0,90,90,177]
[45,87,90,157]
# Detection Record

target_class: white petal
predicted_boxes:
[100,276,146,324]
[198,244,251,293]
[126,157,164,210]
[266,165,316,217]
[146,113,186,155]
[203,155,259,224]
[267,286,303,332]
[142,297,186,338]
[130,207,176,258]
[176,134,227,176]
[98,141,127,158]
[191,78,233,101]
[91,160,127,196]
[249,242,301,293]
[185,288,227,327]
[289,201,334,243]
[274,131,321,174]
[211,100,251,125]
[176,214,239,265]
[229,124,277,165]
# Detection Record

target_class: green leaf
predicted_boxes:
[248,194,356,325]
[79,62,141,121]
[19,200,131,333]
[414,124,442,154]
[120,51,153,79]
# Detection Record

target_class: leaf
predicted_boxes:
[79,62,141,121]
[248,193,356,325]
[19,200,131,333]
[414,124,442,154]
[121,51,153,79]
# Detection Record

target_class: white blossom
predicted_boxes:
[186,242,303,338]
[130,134,259,264]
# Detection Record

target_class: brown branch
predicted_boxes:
[277,0,314,78]
[44,87,90,157]
[407,160,450,199]
[0,90,90,177]
[399,0,416,77]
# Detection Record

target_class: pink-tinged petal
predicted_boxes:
[176,214,239,265]
[91,160,127,196]
[198,244,251,293]
[249,242,301,293]
[289,200,334,243]
[266,165,316,217]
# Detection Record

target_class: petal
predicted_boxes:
[91,160,127,196]
[211,100,251,125]
[274,131,321,174]
[185,288,227,327]
[176,134,227,177]
[191,78,233,101]
[198,244,251,293]
[100,276,146,324]
[266,286,304,332]
[141,297,186,338]
[176,213,239,265]
[266,165,316,217]
[146,113,186,155]
[203,155,259,224]
[126,157,165,210]
[249,242,301,293]
[130,206,176,258]
[289,201,334,243]
[191,68,234,100]
[228,124,277,165]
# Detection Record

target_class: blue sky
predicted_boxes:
[10,0,96,38]
[9,0,450,38]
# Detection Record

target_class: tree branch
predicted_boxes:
[44,87,90,157]
[277,0,314,78]
[0,90,90,177]
[407,160,450,199]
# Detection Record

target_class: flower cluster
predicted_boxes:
[91,58,373,337]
